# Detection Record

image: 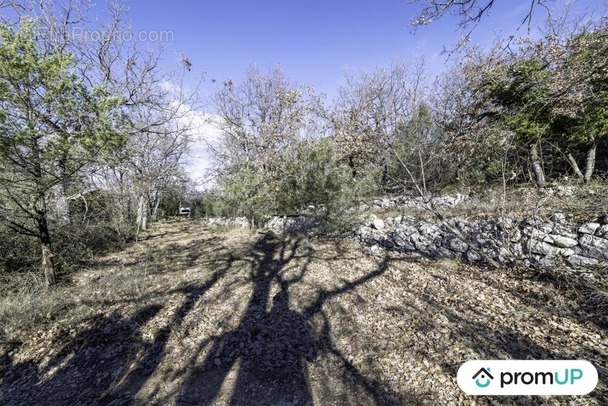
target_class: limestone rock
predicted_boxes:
[542,234,578,248]
[566,255,600,268]
[579,223,600,235]
[578,234,608,260]
[371,218,385,231]
[447,237,469,253]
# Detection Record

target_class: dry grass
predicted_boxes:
[370,183,608,225]
[0,219,606,405]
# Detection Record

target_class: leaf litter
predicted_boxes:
[0,220,606,405]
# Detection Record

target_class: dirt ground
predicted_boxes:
[1,220,606,405]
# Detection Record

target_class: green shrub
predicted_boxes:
[210,138,376,235]
[277,139,374,235]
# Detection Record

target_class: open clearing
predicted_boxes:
[1,220,606,405]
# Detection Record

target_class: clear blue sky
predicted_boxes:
[122,0,599,97]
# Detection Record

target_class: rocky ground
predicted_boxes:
[1,220,607,405]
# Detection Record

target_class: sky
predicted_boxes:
[122,0,602,95]
[116,0,601,187]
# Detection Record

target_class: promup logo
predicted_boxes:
[457,360,598,395]
[472,367,494,388]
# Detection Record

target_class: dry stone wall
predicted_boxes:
[358,213,608,269]
[203,192,608,270]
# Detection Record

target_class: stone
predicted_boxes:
[391,231,409,247]
[596,225,608,238]
[542,234,578,248]
[447,237,469,253]
[383,239,396,249]
[234,217,250,228]
[371,218,385,231]
[566,255,599,268]
[418,223,442,239]
[354,200,606,270]
[465,250,481,262]
[527,240,558,256]
[578,234,608,260]
[392,234,415,251]
[368,244,383,256]
[394,215,415,225]
[579,223,600,235]
[532,255,558,268]
[522,226,547,239]
[509,229,522,243]
[555,185,575,197]
[509,243,523,258]
[359,226,379,244]
[539,222,554,234]
[435,246,457,258]
[551,225,577,239]
[412,234,434,250]
[407,231,421,242]
[558,248,575,257]
[396,225,419,236]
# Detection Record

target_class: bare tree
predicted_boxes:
[213,66,315,176]
[409,0,549,32]
[331,60,425,184]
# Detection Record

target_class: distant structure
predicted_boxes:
[178,206,192,218]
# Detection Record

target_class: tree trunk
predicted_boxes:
[151,198,161,220]
[38,215,56,287]
[418,149,427,195]
[530,142,546,186]
[136,195,148,232]
[583,142,597,183]
[381,161,388,186]
[150,191,161,221]
[566,152,585,182]
[348,155,357,178]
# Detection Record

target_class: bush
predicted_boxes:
[210,138,376,235]
[0,189,134,282]
[277,139,374,235]
[0,225,39,274]
[222,165,275,226]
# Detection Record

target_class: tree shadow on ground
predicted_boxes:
[0,229,237,406]
[0,305,162,405]
[417,293,608,405]
[178,236,424,405]
[1,231,427,405]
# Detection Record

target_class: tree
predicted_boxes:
[331,60,424,185]
[0,21,123,286]
[2,0,204,232]
[213,66,313,176]
[428,44,521,188]
[475,17,608,184]
[410,0,544,26]
[409,0,548,34]
[210,66,318,224]
[551,26,608,182]
[484,56,554,185]
[124,106,194,234]
[386,102,447,193]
